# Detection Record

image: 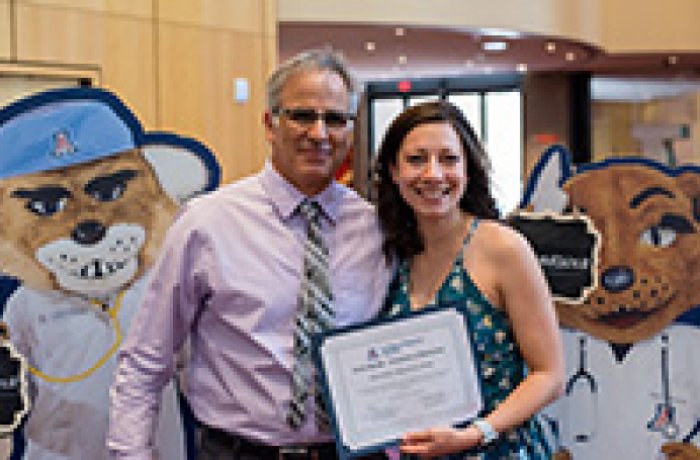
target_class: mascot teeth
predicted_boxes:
[75,259,127,279]
[36,223,145,295]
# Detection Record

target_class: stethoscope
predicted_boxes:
[563,333,687,444]
[683,419,700,444]
[27,291,125,383]
[563,335,598,444]
[647,334,680,440]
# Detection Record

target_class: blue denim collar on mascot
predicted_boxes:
[0,87,144,180]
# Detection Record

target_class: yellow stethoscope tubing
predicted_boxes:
[27,291,125,383]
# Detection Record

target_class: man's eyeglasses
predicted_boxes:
[273,107,355,130]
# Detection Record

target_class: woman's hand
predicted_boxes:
[400,426,481,458]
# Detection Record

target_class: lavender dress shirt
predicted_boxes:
[107,162,392,458]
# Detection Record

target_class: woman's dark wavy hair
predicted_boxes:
[375,100,499,262]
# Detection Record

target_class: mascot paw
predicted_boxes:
[661,442,700,460]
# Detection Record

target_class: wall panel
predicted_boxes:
[158,21,270,182]
[159,0,263,33]
[15,2,157,125]
[262,0,277,75]
[0,0,10,59]
[599,0,700,52]
[17,0,152,18]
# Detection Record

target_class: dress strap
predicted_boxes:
[463,217,481,248]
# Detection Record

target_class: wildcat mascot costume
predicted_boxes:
[515,145,700,460]
[0,87,219,459]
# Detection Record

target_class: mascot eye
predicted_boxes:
[84,169,137,202]
[11,186,71,217]
[27,196,68,216]
[640,226,676,248]
[640,213,695,248]
[89,183,125,202]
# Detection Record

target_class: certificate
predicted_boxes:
[314,305,483,458]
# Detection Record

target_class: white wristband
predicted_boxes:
[472,419,498,445]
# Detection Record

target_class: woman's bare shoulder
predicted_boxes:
[474,219,532,259]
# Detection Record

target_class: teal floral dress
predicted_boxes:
[382,219,551,459]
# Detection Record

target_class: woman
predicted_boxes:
[375,101,564,459]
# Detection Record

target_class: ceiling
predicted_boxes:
[279,22,700,100]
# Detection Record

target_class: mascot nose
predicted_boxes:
[601,266,635,293]
[72,220,107,245]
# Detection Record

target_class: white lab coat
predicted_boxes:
[543,324,700,460]
[2,277,185,460]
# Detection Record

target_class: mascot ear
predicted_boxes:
[141,134,221,204]
[520,144,574,213]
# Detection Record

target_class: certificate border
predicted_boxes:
[312,302,481,459]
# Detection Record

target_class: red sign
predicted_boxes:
[397,80,411,93]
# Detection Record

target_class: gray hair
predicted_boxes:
[266,48,358,114]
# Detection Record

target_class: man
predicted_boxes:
[107,49,392,459]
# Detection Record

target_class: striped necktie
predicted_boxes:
[287,200,335,430]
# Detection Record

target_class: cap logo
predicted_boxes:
[52,129,77,157]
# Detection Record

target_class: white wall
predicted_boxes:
[278,0,700,52]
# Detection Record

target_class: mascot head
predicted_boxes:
[518,145,700,344]
[0,88,219,298]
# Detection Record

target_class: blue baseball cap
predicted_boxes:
[0,87,144,180]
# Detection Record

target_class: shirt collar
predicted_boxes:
[259,160,340,224]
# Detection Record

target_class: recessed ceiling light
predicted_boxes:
[545,42,557,53]
[395,27,405,37]
[398,55,407,65]
[365,41,375,52]
[479,28,522,39]
[565,51,576,61]
[484,66,493,74]
[516,63,528,73]
[668,55,679,65]
[482,41,508,52]
[464,59,475,67]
